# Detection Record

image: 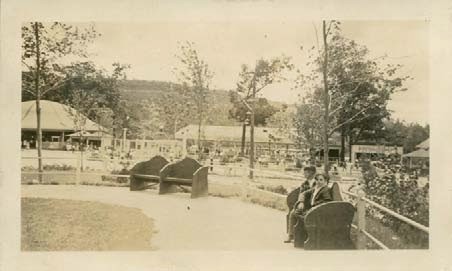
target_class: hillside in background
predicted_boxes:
[119,79,288,126]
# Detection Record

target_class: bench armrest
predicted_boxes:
[159,162,174,180]
[193,166,209,179]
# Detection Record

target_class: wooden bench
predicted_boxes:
[159,157,209,198]
[304,201,355,249]
[129,155,169,191]
[289,182,356,249]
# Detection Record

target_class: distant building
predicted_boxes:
[350,144,404,163]
[21,100,111,150]
[402,138,429,170]
[175,124,342,160]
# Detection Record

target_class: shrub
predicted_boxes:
[256,184,288,195]
[360,161,429,248]
[267,185,288,195]
[42,164,76,171]
[105,168,130,183]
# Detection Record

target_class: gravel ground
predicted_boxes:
[22,185,293,250]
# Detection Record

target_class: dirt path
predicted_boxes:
[21,185,292,250]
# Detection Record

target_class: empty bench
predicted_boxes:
[129,155,169,191]
[288,182,355,249]
[159,157,209,198]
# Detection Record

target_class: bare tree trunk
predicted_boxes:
[79,134,84,172]
[249,73,256,179]
[322,20,330,174]
[197,108,202,161]
[33,22,43,183]
[340,126,346,162]
[348,134,353,163]
[249,108,255,179]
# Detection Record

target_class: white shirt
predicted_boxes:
[311,185,325,206]
[308,178,315,188]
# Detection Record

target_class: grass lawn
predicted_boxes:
[21,198,155,251]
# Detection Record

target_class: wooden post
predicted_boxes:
[76,153,81,185]
[356,186,367,249]
[241,166,248,200]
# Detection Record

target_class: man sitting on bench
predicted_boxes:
[284,166,316,243]
[284,172,332,244]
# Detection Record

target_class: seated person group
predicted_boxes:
[284,166,332,243]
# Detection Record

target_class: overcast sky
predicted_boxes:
[83,20,429,125]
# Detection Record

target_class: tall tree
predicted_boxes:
[295,20,409,171]
[174,41,214,159]
[153,83,195,137]
[22,22,98,176]
[57,61,129,141]
[235,57,293,177]
[229,91,278,156]
[383,120,429,153]
[293,95,323,162]
[229,91,278,126]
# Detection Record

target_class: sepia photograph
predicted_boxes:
[20,20,429,251]
[1,0,451,270]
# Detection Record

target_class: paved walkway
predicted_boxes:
[22,185,292,250]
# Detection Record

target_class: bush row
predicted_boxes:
[361,161,429,248]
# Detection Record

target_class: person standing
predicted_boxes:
[284,166,316,243]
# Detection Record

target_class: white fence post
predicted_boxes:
[357,186,367,249]
[241,166,248,200]
[76,153,81,185]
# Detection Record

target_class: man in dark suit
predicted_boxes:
[285,172,332,244]
[284,166,316,243]
[295,173,333,247]
[303,173,333,211]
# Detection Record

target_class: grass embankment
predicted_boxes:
[21,198,155,251]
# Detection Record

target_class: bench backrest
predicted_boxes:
[130,155,169,175]
[165,157,202,179]
[286,187,300,211]
[329,182,343,201]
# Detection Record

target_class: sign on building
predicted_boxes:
[351,144,403,163]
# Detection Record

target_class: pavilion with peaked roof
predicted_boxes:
[402,138,429,170]
[21,100,112,149]
[416,139,429,150]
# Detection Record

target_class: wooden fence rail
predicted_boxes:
[342,189,429,249]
